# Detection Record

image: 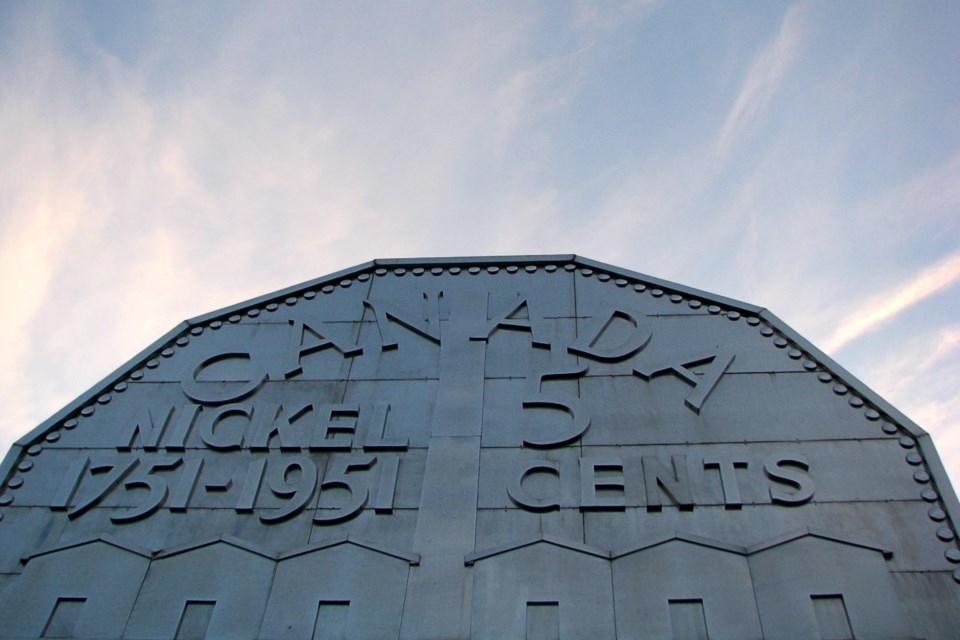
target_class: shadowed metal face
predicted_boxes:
[0,256,958,639]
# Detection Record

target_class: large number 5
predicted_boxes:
[522,364,591,448]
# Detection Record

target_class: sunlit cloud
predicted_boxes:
[823,249,960,353]
[851,325,960,482]
[715,4,806,155]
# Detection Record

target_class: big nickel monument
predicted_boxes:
[1,256,958,639]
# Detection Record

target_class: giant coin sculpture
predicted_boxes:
[1,256,958,639]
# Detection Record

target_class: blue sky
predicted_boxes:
[1,1,959,485]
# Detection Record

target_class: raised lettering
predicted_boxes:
[642,454,694,511]
[508,460,560,512]
[199,404,251,450]
[568,304,651,361]
[235,458,266,513]
[310,404,360,451]
[168,457,203,512]
[118,406,173,451]
[261,457,319,524]
[372,455,401,514]
[522,364,590,448]
[764,455,815,505]
[249,403,311,451]
[284,317,362,378]
[471,296,550,348]
[68,458,139,519]
[363,402,409,451]
[580,457,626,511]
[314,455,376,524]
[634,348,734,414]
[703,457,748,509]
[182,352,266,405]
[111,457,182,523]
[363,292,442,350]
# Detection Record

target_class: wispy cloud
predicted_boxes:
[715,4,806,155]
[823,249,960,353]
[850,325,960,482]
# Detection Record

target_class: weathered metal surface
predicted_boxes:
[0,255,958,639]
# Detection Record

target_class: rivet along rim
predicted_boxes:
[130,370,144,381]
[0,495,13,506]
[97,394,111,405]
[394,268,407,276]
[746,317,760,326]
[651,289,664,297]
[906,452,923,465]
[597,273,610,282]
[544,265,557,273]
[774,338,788,348]
[689,300,702,309]
[881,422,898,435]
[670,294,683,303]
[468,267,480,275]
[506,266,519,274]
[81,405,96,416]
[708,305,721,314]
[832,384,848,395]
[322,285,334,293]
[412,268,424,276]
[375,268,387,276]
[285,297,297,306]
[449,267,461,275]
[864,409,880,421]
[266,303,279,312]
[190,326,203,336]
[487,266,500,274]
[817,372,832,383]
[339,279,352,287]
[177,336,190,346]
[848,397,864,408]
[914,470,931,484]
[161,348,175,358]
[210,320,223,329]
[526,265,539,273]
[246,308,260,318]
[432,267,444,275]
[27,445,42,456]
[929,507,947,522]
[937,527,956,542]
[303,291,317,299]
[727,311,741,321]
[7,477,23,490]
[228,315,241,323]
[17,461,33,472]
[564,264,576,271]
[921,488,939,502]
[761,327,775,337]
[45,431,60,443]
[954,568,960,584]
[803,361,818,371]
[633,284,646,292]
[946,548,960,563]
[788,349,802,359]
[63,419,79,429]
[615,278,627,286]
[899,436,916,449]
[358,273,371,281]
[580,268,593,277]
